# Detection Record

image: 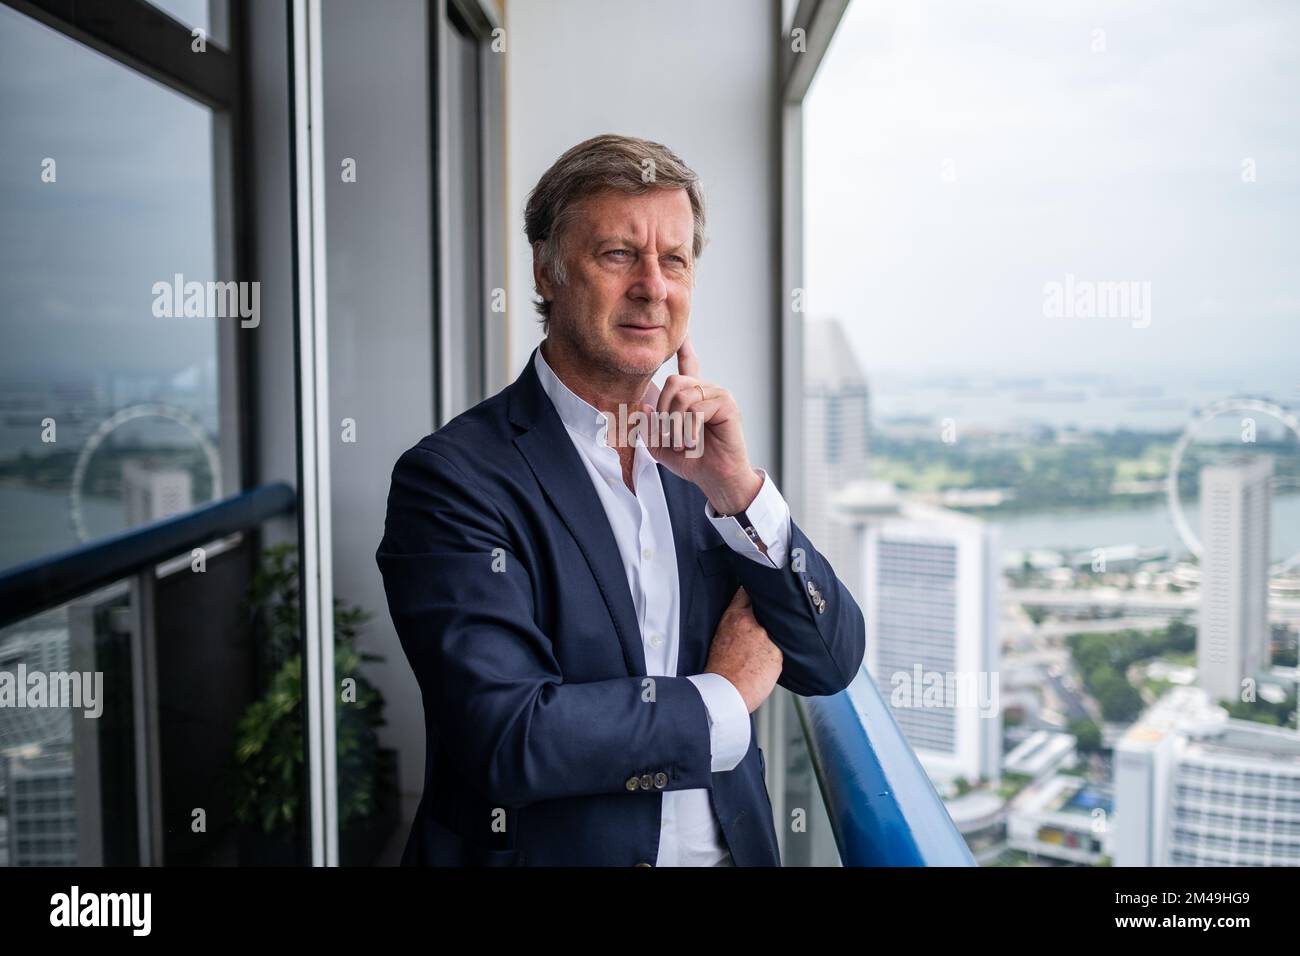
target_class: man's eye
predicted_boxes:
[606,249,632,259]
[664,255,686,266]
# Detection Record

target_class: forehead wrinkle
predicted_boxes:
[574,195,695,263]
[592,227,692,255]
[592,233,640,248]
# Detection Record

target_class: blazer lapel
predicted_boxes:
[510,350,647,677]
[658,464,702,675]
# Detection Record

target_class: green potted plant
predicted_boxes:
[233,543,398,864]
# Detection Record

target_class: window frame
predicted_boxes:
[771,0,851,868]
[431,0,506,424]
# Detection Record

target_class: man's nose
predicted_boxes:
[627,256,668,303]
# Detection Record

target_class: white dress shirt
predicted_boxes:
[534,347,793,866]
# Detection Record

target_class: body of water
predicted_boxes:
[992,494,1300,564]
[871,370,1300,434]
[1,484,131,572]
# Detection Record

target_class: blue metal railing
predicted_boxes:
[0,482,296,629]
[799,668,977,866]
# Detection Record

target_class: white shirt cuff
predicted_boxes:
[704,468,792,569]
[685,672,752,773]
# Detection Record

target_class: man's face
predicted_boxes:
[538,187,695,378]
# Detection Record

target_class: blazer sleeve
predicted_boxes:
[375,444,716,809]
[727,518,866,699]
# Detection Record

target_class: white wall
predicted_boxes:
[504,0,782,474]
[322,0,436,800]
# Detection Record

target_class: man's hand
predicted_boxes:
[643,334,762,516]
[704,587,783,714]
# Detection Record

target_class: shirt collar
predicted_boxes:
[534,344,662,449]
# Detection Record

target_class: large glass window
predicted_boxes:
[0,3,225,573]
[0,0,281,871]
[804,0,1300,866]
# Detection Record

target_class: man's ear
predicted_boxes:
[532,241,555,304]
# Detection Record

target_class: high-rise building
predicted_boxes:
[860,500,1001,786]
[122,459,194,527]
[1115,685,1300,866]
[0,624,73,751]
[1198,456,1273,704]
[802,317,871,602]
[2,751,78,866]
[0,619,82,866]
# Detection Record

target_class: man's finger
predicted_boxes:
[656,373,695,419]
[676,333,701,378]
[640,402,677,466]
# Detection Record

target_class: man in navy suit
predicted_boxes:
[376,134,865,866]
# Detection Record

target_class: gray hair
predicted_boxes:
[524,133,708,331]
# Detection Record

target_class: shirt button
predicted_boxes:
[648,632,664,648]
[642,547,654,561]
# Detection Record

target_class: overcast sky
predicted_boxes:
[0,1,216,378]
[804,0,1299,382]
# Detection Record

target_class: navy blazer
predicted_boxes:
[375,346,866,866]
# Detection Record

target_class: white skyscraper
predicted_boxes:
[122,459,194,526]
[0,620,80,865]
[1198,456,1272,704]
[3,752,78,866]
[861,501,1001,786]
[802,317,871,602]
[1115,686,1300,867]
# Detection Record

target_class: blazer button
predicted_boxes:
[816,599,827,614]
[634,862,653,867]
[806,580,816,596]
[653,772,667,789]
[625,775,640,791]
[640,773,654,790]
